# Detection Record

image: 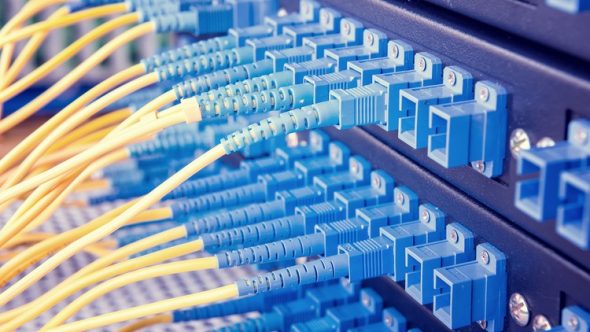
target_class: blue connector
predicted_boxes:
[433,243,507,332]
[405,223,475,304]
[549,306,590,331]
[399,66,474,149]
[347,40,415,86]
[302,18,364,59]
[373,52,443,132]
[349,308,408,332]
[428,81,508,178]
[546,0,590,13]
[557,168,590,249]
[380,203,446,281]
[356,186,419,238]
[282,8,342,46]
[264,0,320,34]
[516,119,590,221]
[291,289,383,332]
[325,29,388,71]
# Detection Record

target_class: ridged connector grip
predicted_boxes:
[164,169,251,200]
[330,84,387,129]
[221,101,340,154]
[236,254,349,296]
[203,215,305,253]
[152,12,199,34]
[128,132,203,158]
[216,232,324,269]
[184,201,286,236]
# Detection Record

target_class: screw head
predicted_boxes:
[568,316,580,331]
[509,293,530,326]
[532,315,552,331]
[384,315,393,327]
[450,229,459,243]
[474,160,486,173]
[479,86,490,101]
[304,3,311,14]
[396,192,405,205]
[343,22,351,34]
[321,12,330,24]
[390,44,399,58]
[536,137,556,148]
[362,295,371,306]
[372,175,381,188]
[421,210,431,223]
[509,128,531,157]
[447,71,456,86]
[331,149,340,160]
[417,57,427,72]
[351,160,359,173]
[573,128,588,145]
[480,250,490,265]
[366,33,374,46]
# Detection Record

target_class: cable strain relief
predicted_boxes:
[180,98,202,123]
[152,12,198,34]
[236,254,349,296]
[213,318,266,332]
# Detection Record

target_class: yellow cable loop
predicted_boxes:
[0,4,129,47]
[1,13,141,104]
[0,111,183,207]
[45,284,240,332]
[0,22,156,134]
[0,64,144,178]
[118,314,173,332]
[2,72,159,191]
[0,145,226,307]
[39,256,219,330]
[0,228,192,324]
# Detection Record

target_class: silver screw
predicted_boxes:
[447,71,456,86]
[343,22,351,34]
[362,295,371,306]
[509,293,530,327]
[351,160,359,173]
[304,3,311,14]
[421,210,430,223]
[479,86,490,101]
[510,129,531,157]
[321,12,329,24]
[573,128,588,145]
[536,137,556,148]
[391,44,399,58]
[372,176,381,188]
[568,316,580,331]
[418,57,426,72]
[474,161,486,173]
[480,250,490,265]
[450,229,459,243]
[396,192,405,205]
[384,315,393,327]
[478,320,487,329]
[366,33,374,46]
[331,150,339,160]
[532,315,552,331]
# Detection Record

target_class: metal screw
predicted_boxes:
[510,129,532,157]
[396,192,405,205]
[304,3,311,14]
[479,86,490,101]
[417,57,426,72]
[480,250,490,265]
[351,160,359,173]
[509,293,530,326]
[362,295,371,306]
[478,320,487,329]
[450,229,459,243]
[532,315,552,331]
[343,22,351,34]
[447,71,456,86]
[536,137,556,148]
[573,128,588,145]
[331,150,339,160]
[474,160,486,173]
[372,176,381,188]
[322,12,329,24]
[568,316,580,331]
[421,210,431,223]
[384,316,393,327]
[310,135,318,147]
[391,44,399,58]
[366,33,374,46]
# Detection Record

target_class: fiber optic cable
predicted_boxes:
[118,315,173,332]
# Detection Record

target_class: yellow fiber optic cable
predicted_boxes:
[38,257,219,330]
[0,0,69,37]
[0,111,184,206]
[45,284,240,332]
[2,72,159,190]
[0,64,145,177]
[0,22,156,135]
[0,234,201,327]
[0,4,129,48]
[118,314,173,332]
[0,145,225,307]
[112,90,179,136]
[48,108,133,153]
[1,13,141,104]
